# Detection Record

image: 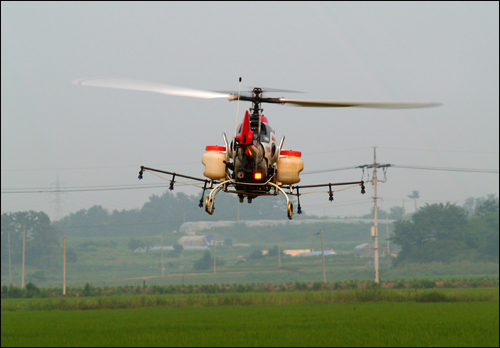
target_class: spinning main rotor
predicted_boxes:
[73,77,441,114]
[73,77,441,219]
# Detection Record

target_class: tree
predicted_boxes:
[462,197,476,214]
[407,191,420,213]
[392,203,470,265]
[167,243,184,258]
[389,206,405,220]
[66,247,78,263]
[1,211,60,269]
[475,199,499,218]
[249,250,264,259]
[363,206,388,219]
[469,199,499,260]
[127,238,143,251]
[173,242,184,253]
[267,245,281,257]
[193,251,213,270]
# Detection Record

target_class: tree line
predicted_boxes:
[53,191,290,237]
[1,193,497,275]
[0,211,70,270]
[392,197,499,264]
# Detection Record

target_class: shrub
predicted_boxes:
[81,283,92,297]
[167,243,184,258]
[346,281,358,290]
[249,250,264,259]
[393,281,406,289]
[366,281,381,289]
[416,290,448,302]
[420,280,436,289]
[267,245,283,257]
[294,281,308,291]
[312,282,323,291]
[127,238,143,251]
[443,280,455,288]
[193,251,214,270]
[25,282,40,298]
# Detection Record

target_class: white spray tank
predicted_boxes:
[202,146,227,180]
[277,150,304,184]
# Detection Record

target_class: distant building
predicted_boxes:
[353,243,384,258]
[179,218,395,233]
[283,249,311,257]
[177,235,214,247]
[296,250,337,257]
[134,245,208,252]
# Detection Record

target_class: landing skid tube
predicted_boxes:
[204,180,294,219]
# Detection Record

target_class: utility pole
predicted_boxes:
[357,147,392,284]
[213,234,216,275]
[278,243,281,268]
[8,231,12,284]
[386,215,390,255]
[372,148,379,284]
[320,228,326,283]
[22,224,25,288]
[63,235,66,295]
[161,233,164,277]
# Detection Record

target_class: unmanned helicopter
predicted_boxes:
[73,77,440,219]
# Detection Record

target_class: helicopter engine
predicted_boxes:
[234,141,267,181]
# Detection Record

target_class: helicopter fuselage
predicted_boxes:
[228,111,279,196]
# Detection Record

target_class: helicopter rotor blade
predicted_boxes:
[72,77,235,100]
[277,99,442,109]
[215,87,304,95]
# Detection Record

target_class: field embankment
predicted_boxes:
[2,287,498,311]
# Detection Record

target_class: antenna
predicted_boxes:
[234,77,242,138]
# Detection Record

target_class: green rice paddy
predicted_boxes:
[2,301,498,347]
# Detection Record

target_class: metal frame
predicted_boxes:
[139,165,365,220]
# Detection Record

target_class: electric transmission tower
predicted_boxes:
[50,176,65,221]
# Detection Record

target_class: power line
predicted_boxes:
[378,146,499,155]
[302,166,359,175]
[302,164,498,175]
[1,184,171,194]
[0,161,200,172]
[2,182,172,191]
[391,164,498,173]
[1,179,209,194]
[3,163,497,194]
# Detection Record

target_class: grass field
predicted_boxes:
[2,288,499,311]
[2,301,498,347]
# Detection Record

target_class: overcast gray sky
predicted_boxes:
[2,2,499,221]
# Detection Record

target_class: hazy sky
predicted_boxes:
[2,2,499,221]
